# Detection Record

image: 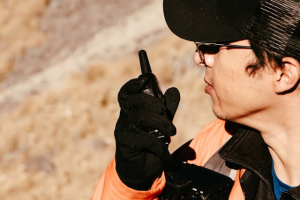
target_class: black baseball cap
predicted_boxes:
[163,0,300,60]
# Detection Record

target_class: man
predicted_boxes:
[91,0,300,199]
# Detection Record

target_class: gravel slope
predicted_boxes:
[0,1,215,199]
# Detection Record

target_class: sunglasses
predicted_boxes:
[194,42,252,64]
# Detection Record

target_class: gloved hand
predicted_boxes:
[114,76,180,190]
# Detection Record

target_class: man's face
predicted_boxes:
[194,40,276,123]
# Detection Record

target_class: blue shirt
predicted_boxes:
[271,162,296,200]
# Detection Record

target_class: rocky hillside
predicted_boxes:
[0,1,215,199]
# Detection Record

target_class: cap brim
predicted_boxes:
[163,0,245,43]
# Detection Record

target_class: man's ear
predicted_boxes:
[274,57,300,94]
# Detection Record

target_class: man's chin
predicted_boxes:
[213,109,251,127]
[212,107,226,120]
[213,108,236,122]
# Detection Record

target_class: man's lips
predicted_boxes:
[205,85,213,94]
[204,78,213,94]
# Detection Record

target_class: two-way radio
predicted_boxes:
[137,50,233,199]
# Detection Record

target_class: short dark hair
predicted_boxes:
[246,41,284,76]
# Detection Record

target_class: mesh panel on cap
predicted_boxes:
[242,0,300,60]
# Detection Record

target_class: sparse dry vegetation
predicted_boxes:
[0,1,215,200]
[0,0,48,82]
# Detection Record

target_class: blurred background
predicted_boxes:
[0,0,215,199]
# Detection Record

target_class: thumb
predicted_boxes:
[118,77,149,97]
[118,77,149,105]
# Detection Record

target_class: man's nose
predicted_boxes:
[194,52,214,68]
[193,52,202,65]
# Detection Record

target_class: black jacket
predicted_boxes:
[219,123,300,200]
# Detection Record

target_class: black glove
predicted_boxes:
[114,77,180,190]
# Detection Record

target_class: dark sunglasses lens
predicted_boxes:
[199,45,220,54]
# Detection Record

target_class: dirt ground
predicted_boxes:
[0,1,215,199]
